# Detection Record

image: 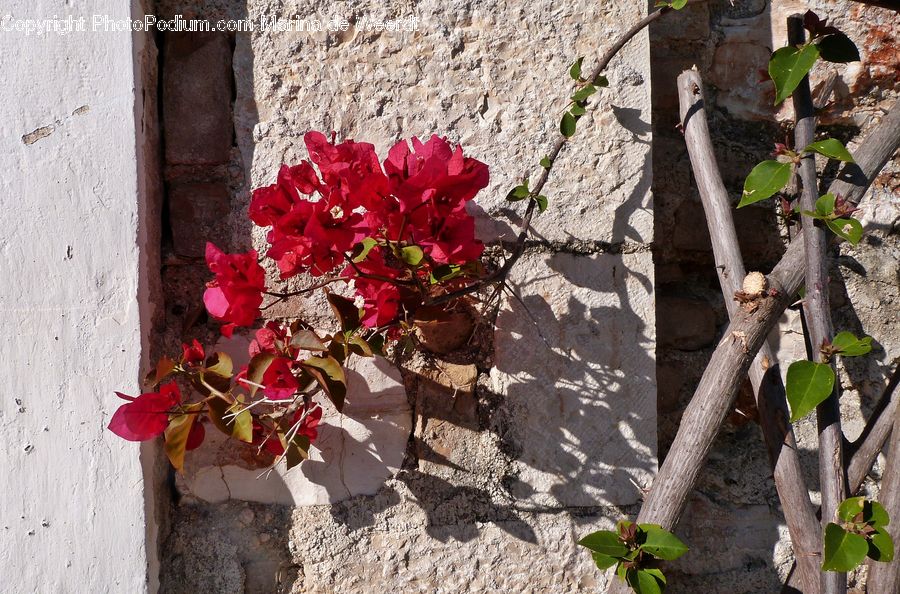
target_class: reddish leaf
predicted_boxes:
[164,403,202,471]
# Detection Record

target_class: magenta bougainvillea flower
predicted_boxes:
[246,131,488,330]
[202,242,266,337]
[107,382,182,441]
[181,339,205,366]
[110,130,490,473]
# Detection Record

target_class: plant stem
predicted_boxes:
[787,15,846,594]
[866,364,900,592]
[429,3,690,307]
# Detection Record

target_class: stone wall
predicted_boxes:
[145,0,900,592]
[153,0,657,593]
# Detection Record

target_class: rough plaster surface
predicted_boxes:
[491,250,657,508]
[0,1,156,592]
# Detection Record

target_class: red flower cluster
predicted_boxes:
[111,132,490,471]
[203,242,267,337]
[248,131,489,328]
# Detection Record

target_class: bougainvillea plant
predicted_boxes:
[109,131,490,471]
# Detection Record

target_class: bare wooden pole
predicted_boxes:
[787,15,847,594]
[866,367,900,592]
[847,364,900,490]
[677,68,822,594]
[606,96,900,593]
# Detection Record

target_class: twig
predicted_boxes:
[264,276,345,298]
[677,68,822,594]
[847,362,900,491]
[865,363,900,592]
[788,16,847,594]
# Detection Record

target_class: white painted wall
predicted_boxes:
[0,1,156,592]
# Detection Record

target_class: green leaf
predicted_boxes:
[639,524,689,560]
[207,396,253,443]
[291,330,328,352]
[366,333,385,357]
[826,217,863,245]
[285,434,310,471]
[352,237,378,263]
[817,33,860,64]
[201,352,233,394]
[347,335,374,358]
[594,75,609,87]
[570,104,587,116]
[626,569,664,594]
[569,57,584,81]
[591,552,618,570]
[838,496,867,522]
[245,352,275,397]
[644,568,666,585]
[769,43,821,105]
[786,360,836,422]
[302,355,347,411]
[804,138,855,163]
[227,405,254,443]
[822,523,869,571]
[400,245,424,266]
[671,0,688,8]
[204,352,233,379]
[869,528,894,562]
[831,331,873,357]
[577,530,629,557]
[841,498,891,528]
[506,183,530,202]
[535,195,549,213]
[738,160,792,207]
[816,193,836,217]
[870,501,891,528]
[430,263,462,283]
[540,156,552,169]
[326,292,361,333]
[561,111,577,138]
[571,84,596,102]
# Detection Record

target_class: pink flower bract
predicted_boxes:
[107,382,182,442]
[203,242,266,336]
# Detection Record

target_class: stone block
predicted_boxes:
[289,491,624,594]
[489,251,657,507]
[657,295,717,351]
[234,1,653,246]
[167,181,231,257]
[163,32,233,165]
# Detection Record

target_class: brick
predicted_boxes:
[657,295,717,351]
[167,181,230,257]
[162,32,233,165]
